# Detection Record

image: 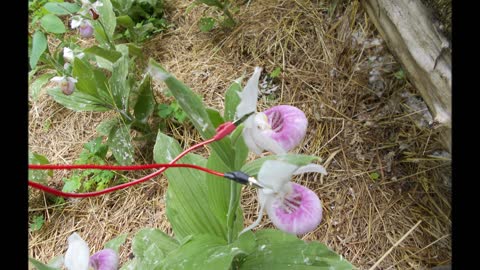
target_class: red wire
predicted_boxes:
[29,163,223,174]
[28,137,218,198]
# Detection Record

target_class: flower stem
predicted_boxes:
[226,181,240,243]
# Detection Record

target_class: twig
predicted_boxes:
[368,220,422,270]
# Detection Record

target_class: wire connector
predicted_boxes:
[223,171,264,189]
[212,112,254,141]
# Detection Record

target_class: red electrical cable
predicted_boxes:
[29,137,219,198]
[28,120,242,198]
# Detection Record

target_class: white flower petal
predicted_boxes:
[252,128,286,155]
[64,233,90,270]
[67,77,78,83]
[50,76,65,82]
[258,160,298,192]
[236,67,262,119]
[71,17,83,29]
[63,47,74,62]
[293,163,327,176]
[93,1,103,8]
[242,126,263,155]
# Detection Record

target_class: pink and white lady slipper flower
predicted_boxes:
[71,16,94,38]
[50,76,77,95]
[64,232,119,270]
[236,67,308,155]
[241,160,327,235]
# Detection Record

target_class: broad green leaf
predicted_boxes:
[160,234,253,270]
[241,154,320,177]
[84,46,122,63]
[108,124,135,165]
[104,234,128,253]
[29,151,51,184]
[199,17,216,32]
[28,258,59,270]
[97,117,120,136]
[40,14,66,34]
[148,59,235,168]
[133,75,155,123]
[29,73,54,101]
[117,15,135,28]
[48,87,111,112]
[109,45,130,110]
[230,125,248,170]
[95,56,113,71]
[44,2,80,15]
[154,131,226,240]
[206,107,224,128]
[92,69,113,104]
[73,58,100,97]
[224,77,243,121]
[205,151,242,235]
[93,0,116,48]
[30,31,47,69]
[132,228,178,259]
[239,229,354,270]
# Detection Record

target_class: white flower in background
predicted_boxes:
[71,16,94,38]
[63,47,85,63]
[236,67,308,155]
[64,232,119,270]
[241,160,327,235]
[51,76,78,95]
[78,0,103,16]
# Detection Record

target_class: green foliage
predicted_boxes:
[154,131,227,240]
[29,151,52,184]
[394,69,405,80]
[43,2,80,15]
[29,73,54,101]
[193,0,237,32]
[112,0,168,43]
[40,14,66,34]
[105,233,128,253]
[269,66,282,78]
[199,17,216,32]
[62,137,116,193]
[238,229,355,269]
[369,172,380,181]
[29,214,45,231]
[30,31,47,69]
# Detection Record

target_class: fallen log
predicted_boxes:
[360,0,451,152]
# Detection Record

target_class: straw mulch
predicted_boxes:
[28,0,451,269]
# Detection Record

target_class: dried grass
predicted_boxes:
[28,0,451,269]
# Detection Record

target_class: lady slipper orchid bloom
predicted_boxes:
[51,76,77,95]
[236,67,308,155]
[63,47,85,63]
[71,17,94,38]
[241,160,327,235]
[64,232,119,270]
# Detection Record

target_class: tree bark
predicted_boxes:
[360,0,451,152]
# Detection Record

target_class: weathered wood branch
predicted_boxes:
[360,0,451,152]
